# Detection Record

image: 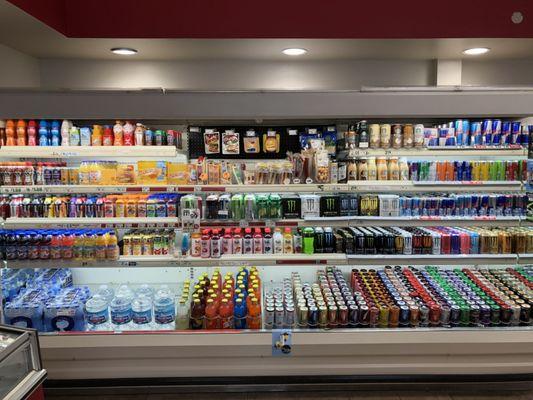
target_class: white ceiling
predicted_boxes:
[3,0,533,61]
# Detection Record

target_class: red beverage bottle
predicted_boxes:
[253,228,263,254]
[243,228,253,254]
[16,120,26,146]
[27,120,37,146]
[205,298,219,329]
[190,298,205,330]
[219,298,234,329]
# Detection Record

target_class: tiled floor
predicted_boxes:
[45,390,533,400]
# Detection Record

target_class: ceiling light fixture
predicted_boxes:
[111,47,138,55]
[282,48,308,56]
[462,47,490,56]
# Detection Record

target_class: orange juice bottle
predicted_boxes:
[105,231,120,260]
[91,125,103,146]
[95,232,107,260]
[247,298,261,329]
[137,196,147,217]
[205,298,219,329]
[115,197,125,217]
[5,119,15,146]
[126,196,137,217]
[16,120,26,146]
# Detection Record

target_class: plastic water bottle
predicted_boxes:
[116,284,134,301]
[153,285,176,330]
[132,294,153,330]
[110,294,133,331]
[85,294,110,331]
[97,285,115,303]
[135,284,154,299]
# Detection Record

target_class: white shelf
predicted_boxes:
[2,217,180,229]
[4,253,519,268]
[0,145,177,158]
[301,215,522,227]
[346,253,517,265]
[347,146,527,158]
[0,180,524,194]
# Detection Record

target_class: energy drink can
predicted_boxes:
[217,194,230,219]
[205,194,219,220]
[244,194,257,220]
[230,194,244,220]
[471,122,482,146]
[511,122,521,146]
[281,195,301,218]
[491,119,502,146]
[268,193,282,219]
[482,119,492,145]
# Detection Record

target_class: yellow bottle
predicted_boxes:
[95,232,107,260]
[105,231,120,260]
[283,227,293,254]
[115,197,125,217]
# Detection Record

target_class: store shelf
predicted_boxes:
[516,253,533,264]
[0,180,524,195]
[0,145,178,158]
[301,215,522,227]
[39,328,533,380]
[2,217,180,229]
[347,146,527,158]
[4,252,519,269]
[346,254,517,265]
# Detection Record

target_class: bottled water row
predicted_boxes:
[86,284,189,331]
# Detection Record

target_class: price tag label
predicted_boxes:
[141,187,151,193]
[182,208,201,230]
[239,220,249,228]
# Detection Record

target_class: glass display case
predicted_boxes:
[0,325,46,400]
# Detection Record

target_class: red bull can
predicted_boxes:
[491,119,502,146]
[511,122,521,146]
[502,121,511,146]
[482,119,492,145]
[471,122,482,146]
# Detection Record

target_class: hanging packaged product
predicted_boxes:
[204,129,220,154]
[137,161,167,185]
[290,153,305,184]
[220,161,232,184]
[196,157,208,184]
[263,130,280,153]
[222,129,240,155]
[315,149,330,183]
[300,128,320,150]
[302,149,315,184]
[208,162,221,185]
[323,126,337,155]
[243,129,260,153]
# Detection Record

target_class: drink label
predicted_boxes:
[111,308,133,325]
[264,238,273,254]
[155,305,176,324]
[133,309,152,325]
[243,238,253,254]
[87,310,108,326]
[232,237,243,254]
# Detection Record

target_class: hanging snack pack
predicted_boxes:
[222,130,240,155]
[204,129,220,154]
[263,130,280,153]
[315,149,330,183]
[323,126,338,155]
[243,129,260,153]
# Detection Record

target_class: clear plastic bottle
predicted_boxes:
[97,285,115,303]
[135,284,154,299]
[131,294,153,330]
[110,294,133,330]
[175,298,189,330]
[153,285,176,330]
[116,284,134,301]
[85,294,110,331]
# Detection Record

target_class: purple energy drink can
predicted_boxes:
[491,119,502,146]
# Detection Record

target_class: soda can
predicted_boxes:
[264,306,275,328]
[318,306,328,328]
[522,125,531,147]
[285,307,295,328]
[479,304,492,326]
[358,305,370,327]
[490,305,501,325]
[481,119,492,145]
[274,307,285,328]
[308,306,319,328]
[520,304,531,325]
[491,119,502,146]
[511,122,521,146]
[298,306,309,328]
[471,122,482,146]
[338,305,349,326]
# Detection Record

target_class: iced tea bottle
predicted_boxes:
[219,298,233,329]
[205,298,219,329]
[190,298,205,329]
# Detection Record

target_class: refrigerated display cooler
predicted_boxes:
[0,325,46,400]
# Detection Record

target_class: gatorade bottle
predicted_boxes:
[234,297,247,329]
[247,298,261,329]
[50,121,60,146]
[27,120,37,146]
[5,119,15,146]
[205,298,219,329]
[190,298,205,329]
[16,120,26,146]
[219,298,233,329]
[283,227,294,254]
[60,120,70,146]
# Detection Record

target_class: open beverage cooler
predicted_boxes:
[0,89,532,382]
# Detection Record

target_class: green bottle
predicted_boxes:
[303,227,315,255]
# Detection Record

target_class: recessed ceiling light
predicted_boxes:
[111,47,138,55]
[282,48,308,56]
[462,47,490,56]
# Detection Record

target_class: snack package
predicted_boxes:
[167,162,189,185]
[197,158,208,185]
[323,126,337,156]
[230,162,244,184]
[302,149,315,184]
[243,130,260,153]
[315,149,330,183]
[204,129,220,154]
[222,130,240,155]
[254,162,269,184]
[220,161,232,184]
[187,163,198,184]
[291,153,305,184]
[116,164,136,185]
[208,162,221,184]
[299,128,320,149]
[263,130,280,153]
[137,161,167,184]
